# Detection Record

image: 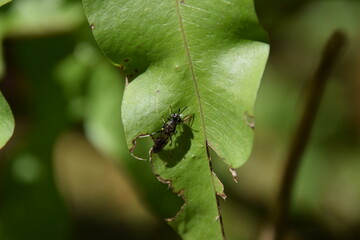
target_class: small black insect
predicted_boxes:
[152,106,188,153]
[130,106,189,161]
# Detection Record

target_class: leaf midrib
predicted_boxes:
[175,1,207,145]
[175,1,225,238]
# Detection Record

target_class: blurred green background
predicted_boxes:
[0,0,359,239]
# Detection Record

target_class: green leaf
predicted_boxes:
[0,0,11,7]
[0,91,14,149]
[83,0,269,239]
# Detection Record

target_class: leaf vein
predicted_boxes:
[175,2,225,238]
[175,0,207,139]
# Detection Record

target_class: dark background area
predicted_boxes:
[0,0,359,239]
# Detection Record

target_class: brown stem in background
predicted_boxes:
[272,30,347,240]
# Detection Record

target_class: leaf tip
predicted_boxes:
[164,217,174,222]
[218,192,227,200]
[229,168,238,183]
[243,111,255,130]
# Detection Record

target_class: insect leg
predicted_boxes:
[182,114,198,132]
[169,136,173,146]
[150,130,162,136]
[180,106,188,114]
[130,133,152,161]
[182,115,191,123]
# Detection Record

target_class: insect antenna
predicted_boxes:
[180,106,188,114]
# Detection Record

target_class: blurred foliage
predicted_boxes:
[0,0,359,240]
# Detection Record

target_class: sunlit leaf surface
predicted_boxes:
[0,91,14,149]
[83,0,269,238]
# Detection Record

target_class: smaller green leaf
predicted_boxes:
[0,0,11,7]
[0,91,14,149]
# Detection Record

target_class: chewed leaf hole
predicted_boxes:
[206,144,229,193]
[207,143,239,183]
[129,135,153,161]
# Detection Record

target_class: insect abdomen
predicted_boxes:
[152,133,169,153]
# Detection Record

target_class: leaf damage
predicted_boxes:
[244,111,255,130]
[229,168,239,183]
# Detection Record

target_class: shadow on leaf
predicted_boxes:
[158,125,194,168]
